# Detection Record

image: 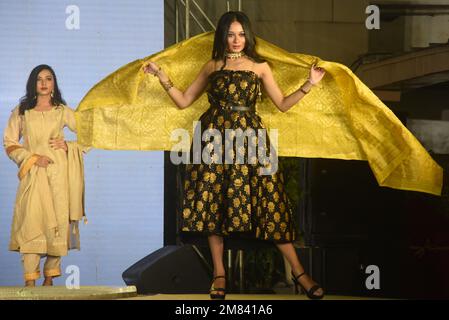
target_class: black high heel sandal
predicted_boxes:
[210,275,226,300]
[291,271,324,300]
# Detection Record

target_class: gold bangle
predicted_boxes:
[300,82,311,94]
[160,79,173,91]
[300,87,309,95]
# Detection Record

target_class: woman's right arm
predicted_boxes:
[143,60,215,109]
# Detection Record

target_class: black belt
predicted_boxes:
[223,105,251,111]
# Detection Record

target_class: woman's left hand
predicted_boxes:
[309,64,326,85]
[49,137,68,152]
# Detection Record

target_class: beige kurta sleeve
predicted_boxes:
[3,107,39,179]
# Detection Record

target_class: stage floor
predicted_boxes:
[0,286,385,300]
[0,286,138,300]
[122,294,382,300]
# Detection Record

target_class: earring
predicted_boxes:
[51,91,54,98]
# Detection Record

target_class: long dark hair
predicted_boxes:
[19,64,66,115]
[212,11,264,69]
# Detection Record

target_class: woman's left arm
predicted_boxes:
[50,106,90,153]
[260,62,325,113]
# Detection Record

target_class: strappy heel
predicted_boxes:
[210,275,226,300]
[291,271,324,300]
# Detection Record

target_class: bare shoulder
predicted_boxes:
[202,59,217,75]
[253,61,271,78]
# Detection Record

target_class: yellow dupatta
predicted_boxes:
[75,32,442,196]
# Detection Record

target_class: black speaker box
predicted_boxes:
[295,247,363,296]
[299,158,405,247]
[122,245,211,294]
[296,246,407,298]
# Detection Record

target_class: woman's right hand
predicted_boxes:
[35,155,53,168]
[143,61,161,76]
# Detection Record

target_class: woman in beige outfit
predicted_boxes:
[3,65,86,287]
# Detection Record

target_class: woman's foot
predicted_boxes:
[42,277,53,286]
[25,280,35,287]
[210,275,226,300]
[292,271,324,299]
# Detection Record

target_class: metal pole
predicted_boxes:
[192,0,216,30]
[238,250,244,293]
[309,247,313,278]
[189,10,206,33]
[227,249,233,290]
[238,0,242,11]
[180,0,207,33]
[185,0,190,39]
[175,0,179,43]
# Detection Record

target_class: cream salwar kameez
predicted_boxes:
[3,104,86,280]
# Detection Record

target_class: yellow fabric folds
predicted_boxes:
[76,32,442,196]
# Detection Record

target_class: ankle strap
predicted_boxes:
[213,275,226,280]
[292,271,306,280]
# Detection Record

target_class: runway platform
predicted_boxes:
[121,294,382,300]
[0,286,138,300]
[0,286,383,300]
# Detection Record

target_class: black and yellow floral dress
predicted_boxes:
[180,69,296,243]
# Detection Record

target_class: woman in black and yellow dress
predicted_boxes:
[144,11,325,300]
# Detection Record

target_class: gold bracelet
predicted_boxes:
[300,87,309,95]
[160,79,174,91]
[300,81,311,94]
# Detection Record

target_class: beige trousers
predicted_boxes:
[22,254,62,281]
